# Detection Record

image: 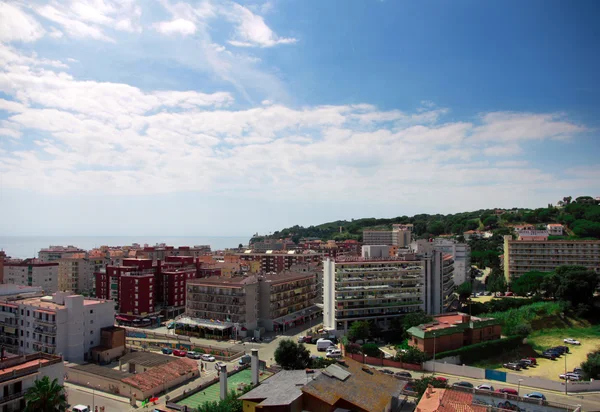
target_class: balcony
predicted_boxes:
[34,318,55,327]
[35,326,57,336]
[0,390,26,406]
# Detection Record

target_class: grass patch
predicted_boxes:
[527,325,600,351]
[487,301,561,335]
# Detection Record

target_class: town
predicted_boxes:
[1,198,600,411]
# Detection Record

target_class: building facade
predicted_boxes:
[546,224,564,236]
[323,243,455,335]
[4,259,59,293]
[0,292,115,362]
[0,353,65,412]
[503,236,600,281]
[432,239,471,286]
[407,313,501,355]
[38,245,87,262]
[237,251,323,273]
[57,253,101,295]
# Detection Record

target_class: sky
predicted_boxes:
[0,0,599,237]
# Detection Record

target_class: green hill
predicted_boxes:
[260,196,600,244]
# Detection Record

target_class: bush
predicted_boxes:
[361,343,381,357]
[581,350,600,380]
[435,336,522,364]
[394,346,428,364]
[310,357,337,369]
[513,323,532,337]
[345,343,361,354]
[487,302,560,335]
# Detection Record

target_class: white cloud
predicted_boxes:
[483,144,523,156]
[223,3,297,47]
[33,0,142,42]
[0,46,591,205]
[153,18,197,36]
[0,3,45,43]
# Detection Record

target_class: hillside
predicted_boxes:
[259,196,600,243]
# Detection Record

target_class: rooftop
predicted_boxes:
[69,363,132,381]
[0,354,63,381]
[119,351,174,368]
[187,275,258,288]
[416,388,486,412]
[301,358,404,411]
[122,358,198,392]
[407,312,499,338]
[239,370,322,406]
[260,271,315,284]
[17,294,110,310]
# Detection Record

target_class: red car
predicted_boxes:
[505,292,514,297]
[495,388,518,395]
[173,349,188,357]
[524,357,537,365]
[435,376,448,383]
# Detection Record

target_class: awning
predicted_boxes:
[115,316,130,321]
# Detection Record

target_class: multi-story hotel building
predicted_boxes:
[185,276,260,330]
[57,253,105,295]
[0,353,65,412]
[237,250,323,273]
[4,259,59,293]
[503,236,600,281]
[432,238,471,285]
[363,225,413,247]
[323,241,455,334]
[0,292,115,362]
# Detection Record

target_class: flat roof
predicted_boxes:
[69,364,132,380]
[187,275,257,288]
[119,352,174,368]
[16,296,109,310]
[260,271,315,284]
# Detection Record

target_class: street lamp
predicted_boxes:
[517,379,523,396]
[87,382,95,412]
[565,352,568,395]
[433,332,437,376]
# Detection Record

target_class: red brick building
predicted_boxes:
[407,313,501,356]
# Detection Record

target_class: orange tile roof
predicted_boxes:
[416,389,487,412]
[121,358,198,392]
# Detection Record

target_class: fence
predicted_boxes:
[423,361,600,393]
[345,352,422,371]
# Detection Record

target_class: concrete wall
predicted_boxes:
[346,353,422,371]
[422,361,485,379]
[66,367,142,399]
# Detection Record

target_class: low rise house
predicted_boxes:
[547,223,564,236]
[407,312,501,356]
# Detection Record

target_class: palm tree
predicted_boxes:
[24,376,68,412]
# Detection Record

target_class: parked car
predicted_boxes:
[239,354,251,365]
[453,381,474,389]
[496,292,504,297]
[524,392,546,401]
[326,349,342,358]
[394,371,412,379]
[476,384,494,391]
[495,388,518,395]
[519,359,534,367]
[559,373,581,381]
[326,345,339,352]
[484,291,492,296]
[505,292,514,296]
[503,363,521,371]
[553,346,570,354]
[186,351,201,359]
[573,367,583,374]
[564,338,581,345]
[72,405,90,412]
[540,352,556,360]
[524,357,537,365]
[161,347,173,355]
[316,339,335,351]
[435,376,448,383]
[514,360,529,369]
[379,369,394,375]
[173,349,187,357]
[201,354,216,362]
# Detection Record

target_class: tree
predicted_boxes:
[457,281,473,303]
[410,376,449,401]
[427,221,445,236]
[581,350,600,381]
[486,269,507,293]
[510,271,551,296]
[395,346,428,364]
[274,340,311,370]
[24,376,68,412]
[348,320,370,342]
[238,243,243,249]
[483,215,498,229]
[553,265,600,306]
[402,311,434,331]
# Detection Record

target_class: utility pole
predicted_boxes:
[565,352,568,395]
[433,332,437,376]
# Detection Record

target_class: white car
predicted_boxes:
[326,349,342,358]
[201,354,215,362]
[564,338,581,345]
[476,384,494,391]
[559,373,581,381]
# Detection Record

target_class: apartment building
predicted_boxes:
[0,292,115,362]
[547,224,564,236]
[4,259,59,293]
[0,250,6,284]
[237,250,322,273]
[503,236,600,281]
[432,239,471,285]
[0,353,65,412]
[186,276,260,331]
[38,245,87,262]
[363,225,413,247]
[323,242,455,334]
[258,272,318,332]
[57,253,104,294]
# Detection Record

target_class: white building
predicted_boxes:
[432,238,471,285]
[546,224,564,236]
[323,242,455,335]
[4,259,59,293]
[0,353,65,412]
[0,292,115,363]
[363,225,413,247]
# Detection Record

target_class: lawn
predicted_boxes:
[176,369,272,408]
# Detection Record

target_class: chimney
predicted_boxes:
[251,349,259,386]
[220,364,227,400]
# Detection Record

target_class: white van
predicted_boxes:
[72,406,90,412]
[316,339,334,351]
[326,349,342,358]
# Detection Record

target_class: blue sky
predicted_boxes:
[0,0,599,237]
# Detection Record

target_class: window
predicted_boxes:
[26,331,29,337]
[90,331,93,335]
[90,309,94,314]
[27,310,30,316]
[90,341,94,345]
[20,330,23,336]
[26,343,29,348]
[90,320,93,324]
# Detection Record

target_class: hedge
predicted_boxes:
[434,336,522,364]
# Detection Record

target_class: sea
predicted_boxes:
[0,236,250,259]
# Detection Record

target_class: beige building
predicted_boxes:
[503,236,600,281]
[57,253,104,294]
[4,259,59,293]
[363,225,413,247]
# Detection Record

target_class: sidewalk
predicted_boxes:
[65,382,130,403]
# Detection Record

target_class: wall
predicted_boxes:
[422,361,485,379]
[66,367,143,400]
[345,353,422,371]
